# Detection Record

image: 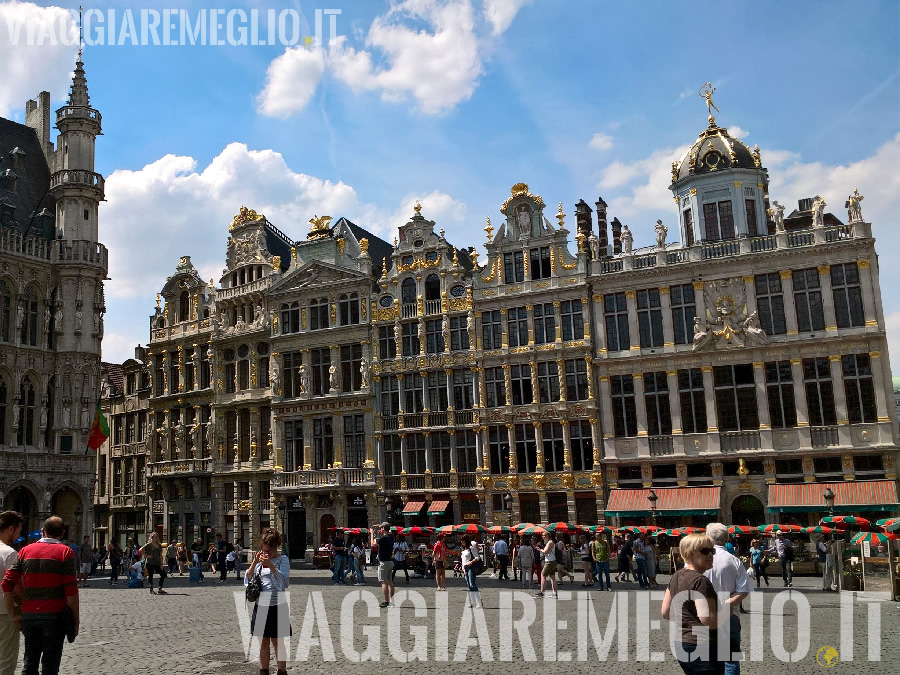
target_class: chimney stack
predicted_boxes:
[610,217,622,255]
[595,197,609,255]
[574,199,593,241]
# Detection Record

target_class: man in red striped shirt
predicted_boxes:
[2,516,79,675]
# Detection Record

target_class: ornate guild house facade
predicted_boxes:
[96,97,898,555]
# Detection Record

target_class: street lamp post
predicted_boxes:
[74,507,83,541]
[823,487,835,517]
[647,490,658,527]
[277,499,287,558]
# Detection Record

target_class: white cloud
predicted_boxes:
[588,132,614,151]
[727,125,749,139]
[482,0,529,35]
[0,1,77,118]
[258,0,526,117]
[99,144,468,362]
[255,45,326,118]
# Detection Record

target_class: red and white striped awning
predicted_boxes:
[605,487,720,516]
[768,481,898,513]
[402,501,425,514]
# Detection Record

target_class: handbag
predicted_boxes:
[245,569,262,603]
[63,606,77,643]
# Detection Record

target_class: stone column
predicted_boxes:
[743,275,758,319]
[858,259,878,328]
[503,364,512,405]
[399,434,409,474]
[598,376,614,445]
[530,360,539,404]
[506,424,516,473]
[753,362,772,448]
[701,366,720,453]
[533,422,544,472]
[581,294,591,343]
[633,374,649,456]
[449,431,458,471]
[790,359,811,446]
[816,265,837,332]
[592,293,606,353]
[625,290,640,352]
[561,422,573,471]
[868,350,891,424]
[667,370,683,453]
[693,281,706,324]
[553,300,562,344]
[477,427,488,471]
[829,355,851,446]
[526,304,535,345]
[500,308,509,348]
[779,270,799,335]
[233,410,241,466]
[424,432,433,473]
[659,287,675,350]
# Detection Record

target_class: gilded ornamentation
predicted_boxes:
[272,255,281,271]
[360,237,369,253]
[230,206,264,231]
[480,258,498,283]
[558,247,578,270]
[398,252,441,272]
[485,216,493,244]
[336,236,345,257]
[561,474,574,489]
[500,183,544,214]
[591,471,603,487]
[307,214,332,240]
[556,202,565,229]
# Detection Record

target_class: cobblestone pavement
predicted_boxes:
[12,567,898,674]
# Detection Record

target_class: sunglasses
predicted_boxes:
[699,548,716,556]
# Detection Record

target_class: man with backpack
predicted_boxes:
[767,532,794,587]
[392,534,410,584]
[373,523,395,608]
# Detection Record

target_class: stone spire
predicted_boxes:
[67,55,91,107]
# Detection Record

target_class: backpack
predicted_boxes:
[471,545,485,575]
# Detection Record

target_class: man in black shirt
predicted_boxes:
[373,523,395,608]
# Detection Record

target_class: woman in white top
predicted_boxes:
[232,539,243,580]
[535,531,559,598]
[459,535,482,608]
[244,528,291,675]
[579,536,593,586]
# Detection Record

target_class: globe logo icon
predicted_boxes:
[816,646,839,667]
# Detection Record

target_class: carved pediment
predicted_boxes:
[691,277,768,352]
[270,260,368,293]
[226,225,272,270]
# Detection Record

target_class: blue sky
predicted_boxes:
[1,0,899,365]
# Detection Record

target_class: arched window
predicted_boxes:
[425,274,441,301]
[20,288,38,346]
[232,272,238,288]
[0,281,11,342]
[17,375,35,445]
[280,301,300,334]
[238,344,251,390]
[179,291,190,322]
[401,278,417,305]
[239,268,246,285]
[310,297,329,330]
[223,349,236,393]
[339,292,360,326]
[0,378,6,444]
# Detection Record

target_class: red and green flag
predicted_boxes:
[87,402,109,450]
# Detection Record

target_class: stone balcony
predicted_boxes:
[378,409,478,431]
[609,421,891,460]
[596,223,863,275]
[272,466,377,490]
[0,451,93,474]
[110,493,148,509]
[147,458,212,476]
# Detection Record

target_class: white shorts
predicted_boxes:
[79,563,91,574]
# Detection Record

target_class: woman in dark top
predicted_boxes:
[661,534,722,674]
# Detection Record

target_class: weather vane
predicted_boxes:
[78,5,84,59]
[699,82,719,116]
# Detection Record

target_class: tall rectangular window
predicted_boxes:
[382,434,402,476]
[503,251,524,283]
[379,325,396,360]
[452,369,474,410]
[510,364,533,405]
[431,431,452,474]
[793,268,825,332]
[604,292,630,352]
[340,344,362,392]
[541,422,564,472]
[831,263,865,328]
[644,371,672,436]
[702,200,735,241]
[537,361,560,403]
[516,424,538,472]
[533,303,556,344]
[670,284,696,345]
[765,361,796,428]
[200,347,210,389]
[560,299,584,341]
[488,425,509,474]
[283,352,301,399]
[380,376,400,416]
[745,199,758,237]
[842,354,877,423]
[529,247,552,280]
[507,307,529,347]
[803,357,836,427]
[570,420,593,472]
[450,316,470,351]
[310,348,330,396]
[714,364,759,431]
[312,417,333,469]
[564,359,589,401]
[610,375,637,437]
[404,373,424,413]
[342,414,365,467]
[637,289,664,348]
[425,319,444,354]
[481,310,502,350]
[402,322,420,356]
[309,297,330,330]
[456,430,478,473]
[484,367,506,408]
[284,419,303,470]
[426,371,449,411]
[678,369,707,434]
[755,272,786,335]
[338,293,360,326]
